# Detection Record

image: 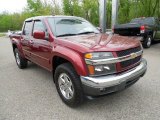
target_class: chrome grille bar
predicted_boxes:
[85,50,143,65]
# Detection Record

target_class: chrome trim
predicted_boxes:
[81,59,147,88]
[85,50,143,65]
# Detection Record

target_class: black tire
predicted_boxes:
[54,63,84,107]
[143,35,152,48]
[14,48,28,69]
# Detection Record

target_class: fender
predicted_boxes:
[10,36,25,58]
[51,45,88,76]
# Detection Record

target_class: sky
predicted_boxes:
[0,0,62,13]
[0,0,27,13]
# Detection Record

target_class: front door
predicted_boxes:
[30,20,52,71]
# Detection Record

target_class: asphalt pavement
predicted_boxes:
[0,37,160,120]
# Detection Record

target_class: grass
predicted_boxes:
[0,33,5,37]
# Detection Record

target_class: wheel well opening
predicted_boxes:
[149,32,153,36]
[52,56,70,74]
[12,44,17,55]
[13,44,17,51]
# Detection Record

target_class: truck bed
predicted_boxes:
[114,23,141,36]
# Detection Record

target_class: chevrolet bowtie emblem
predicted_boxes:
[130,53,137,59]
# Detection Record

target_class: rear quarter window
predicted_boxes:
[131,18,154,25]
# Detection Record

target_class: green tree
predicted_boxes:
[1,0,160,32]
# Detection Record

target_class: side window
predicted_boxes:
[23,21,32,35]
[33,21,45,32]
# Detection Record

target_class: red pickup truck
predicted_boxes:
[10,16,147,107]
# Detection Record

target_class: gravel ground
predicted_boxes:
[0,37,160,120]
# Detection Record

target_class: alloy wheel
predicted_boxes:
[58,73,74,100]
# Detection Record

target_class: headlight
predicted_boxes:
[85,52,113,60]
[85,52,116,76]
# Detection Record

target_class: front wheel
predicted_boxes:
[14,48,28,69]
[54,63,84,107]
[143,35,152,48]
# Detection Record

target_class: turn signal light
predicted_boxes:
[87,65,95,75]
[85,53,92,59]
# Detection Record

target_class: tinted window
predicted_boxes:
[33,21,45,32]
[130,18,154,25]
[48,17,99,37]
[23,21,32,35]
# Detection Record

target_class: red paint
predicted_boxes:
[10,16,142,76]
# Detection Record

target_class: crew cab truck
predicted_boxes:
[114,17,160,48]
[10,16,147,107]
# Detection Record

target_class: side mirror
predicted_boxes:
[33,31,45,39]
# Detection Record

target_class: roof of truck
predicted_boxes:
[131,17,157,21]
[25,15,82,22]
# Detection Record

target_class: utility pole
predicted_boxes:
[99,0,107,33]
[112,0,119,28]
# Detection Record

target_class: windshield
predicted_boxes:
[48,17,100,37]
[130,18,154,25]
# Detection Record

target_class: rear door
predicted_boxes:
[21,21,33,60]
[30,20,52,71]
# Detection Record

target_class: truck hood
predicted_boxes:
[56,33,141,53]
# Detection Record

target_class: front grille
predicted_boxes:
[120,56,141,68]
[116,46,142,69]
[117,46,141,57]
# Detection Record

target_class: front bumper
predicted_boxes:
[81,59,147,96]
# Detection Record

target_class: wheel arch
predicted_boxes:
[12,43,18,55]
[11,38,25,58]
[51,51,88,81]
[146,30,154,38]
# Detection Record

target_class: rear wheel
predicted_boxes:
[143,35,152,48]
[14,48,28,69]
[54,63,84,107]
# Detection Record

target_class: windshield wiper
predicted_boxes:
[77,31,96,35]
[57,31,98,37]
[57,33,77,37]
